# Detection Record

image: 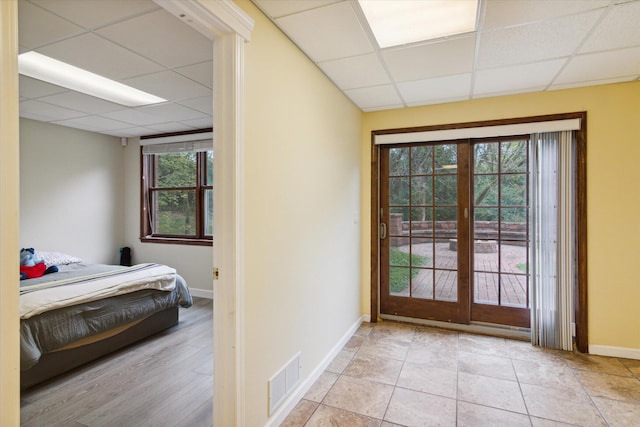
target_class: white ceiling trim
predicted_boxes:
[154,0,255,41]
[374,118,581,145]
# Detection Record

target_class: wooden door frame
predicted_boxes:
[370,112,588,352]
[378,141,471,324]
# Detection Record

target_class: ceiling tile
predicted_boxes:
[382,36,476,82]
[124,70,211,102]
[178,97,214,115]
[554,47,640,85]
[18,1,83,49]
[19,100,86,121]
[317,53,390,90]
[253,0,342,19]
[30,0,160,30]
[19,75,67,99]
[275,1,372,62]
[101,108,168,127]
[580,1,640,53]
[175,61,213,89]
[473,59,567,96]
[37,33,164,80]
[473,85,549,99]
[108,127,158,138]
[145,122,199,133]
[97,9,212,68]
[550,75,636,91]
[478,10,603,69]
[54,115,132,132]
[136,103,209,122]
[398,74,472,105]
[344,85,402,109]
[483,0,610,29]
[37,92,124,115]
[180,117,214,130]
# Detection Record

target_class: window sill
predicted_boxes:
[140,236,213,247]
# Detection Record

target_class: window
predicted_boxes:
[141,137,213,246]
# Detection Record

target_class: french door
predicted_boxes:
[379,138,530,328]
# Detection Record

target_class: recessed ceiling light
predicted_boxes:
[18,52,167,107]
[358,0,478,48]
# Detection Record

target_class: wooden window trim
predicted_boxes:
[371,112,588,352]
[140,146,213,247]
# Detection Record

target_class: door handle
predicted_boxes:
[380,222,387,240]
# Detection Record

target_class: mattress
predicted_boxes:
[20,263,192,371]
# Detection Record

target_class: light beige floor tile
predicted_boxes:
[513,358,584,394]
[304,371,339,403]
[342,353,403,385]
[405,342,458,371]
[326,350,356,374]
[305,405,382,427]
[530,417,577,426]
[358,336,409,361]
[280,399,318,427]
[343,334,366,352]
[411,332,458,354]
[592,396,640,427]
[506,340,570,368]
[369,321,416,343]
[355,322,374,337]
[619,358,640,377]
[521,382,606,426]
[380,423,404,427]
[458,351,516,381]
[323,375,394,419]
[564,353,633,376]
[458,333,509,357]
[457,401,531,427]
[575,370,640,403]
[384,387,456,427]
[457,371,526,414]
[397,361,457,399]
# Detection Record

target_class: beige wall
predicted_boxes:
[237,1,363,425]
[20,119,125,264]
[361,81,640,351]
[122,138,213,294]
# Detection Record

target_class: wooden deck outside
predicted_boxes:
[392,242,528,307]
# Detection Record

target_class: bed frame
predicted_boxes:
[21,306,178,390]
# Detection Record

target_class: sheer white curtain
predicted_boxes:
[530,131,575,350]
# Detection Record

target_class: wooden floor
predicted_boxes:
[20,297,213,427]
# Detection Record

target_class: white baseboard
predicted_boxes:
[188,287,213,299]
[589,344,640,360]
[362,313,371,323]
[264,314,365,427]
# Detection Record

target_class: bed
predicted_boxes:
[19,252,192,390]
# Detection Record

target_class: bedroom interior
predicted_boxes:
[2,0,640,426]
[14,0,217,423]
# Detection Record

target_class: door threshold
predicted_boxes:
[379,314,530,341]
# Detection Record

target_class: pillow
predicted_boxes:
[36,251,82,267]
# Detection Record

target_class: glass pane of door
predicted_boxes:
[471,139,530,327]
[381,142,468,324]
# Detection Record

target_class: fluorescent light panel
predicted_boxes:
[18,52,166,107]
[358,0,478,48]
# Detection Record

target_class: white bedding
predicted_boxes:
[20,263,177,319]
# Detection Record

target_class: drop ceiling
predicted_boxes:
[18,0,213,138]
[253,0,640,111]
[17,0,640,138]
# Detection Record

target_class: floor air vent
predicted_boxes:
[268,352,301,415]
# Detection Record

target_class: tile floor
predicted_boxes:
[281,321,640,426]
